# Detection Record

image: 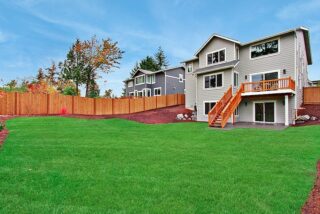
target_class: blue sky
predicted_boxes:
[0,0,319,96]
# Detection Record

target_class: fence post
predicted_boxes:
[111,98,114,115]
[143,97,145,111]
[176,94,178,105]
[14,92,18,115]
[93,98,96,115]
[47,94,50,115]
[72,96,75,114]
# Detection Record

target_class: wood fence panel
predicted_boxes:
[178,94,185,105]
[145,97,157,111]
[156,96,167,108]
[113,99,130,114]
[166,94,178,106]
[95,98,113,115]
[132,98,144,113]
[304,87,320,104]
[18,93,47,115]
[0,92,16,115]
[73,96,94,115]
[48,94,73,114]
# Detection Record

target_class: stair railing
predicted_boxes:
[208,86,232,126]
[220,84,244,128]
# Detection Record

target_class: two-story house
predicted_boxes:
[124,67,185,97]
[183,27,312,127]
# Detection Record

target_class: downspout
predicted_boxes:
[164,71,167,95]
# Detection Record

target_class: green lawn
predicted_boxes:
[0,117,319,213]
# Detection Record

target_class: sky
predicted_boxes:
[0,0,319,96]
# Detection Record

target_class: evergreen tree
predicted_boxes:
[154,46,169,69]
[36,68,45,82]
[139,56,160,71]
[45,61,58,86]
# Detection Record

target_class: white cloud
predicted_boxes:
[277,0,320,19]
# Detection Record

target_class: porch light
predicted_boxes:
[245,101,248,106]
[245,75,248,80]
[283,69,287,74]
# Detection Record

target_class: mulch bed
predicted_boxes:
[302,161,320,214]
[0,116,15,145]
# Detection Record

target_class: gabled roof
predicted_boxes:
[127,66,185,81]
[194,60,239,75]
[194,34,240,56]
[184,26,312,65]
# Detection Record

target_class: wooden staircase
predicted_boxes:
[208,84,244,128]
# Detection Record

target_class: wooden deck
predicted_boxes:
[243,77,295,93]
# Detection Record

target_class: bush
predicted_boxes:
[0,121,4,132]
[63,86,77,96]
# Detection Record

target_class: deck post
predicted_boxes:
[285,95,289,126]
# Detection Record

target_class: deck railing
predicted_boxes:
[243,77,295,93]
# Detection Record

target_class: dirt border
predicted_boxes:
[302,161,320,214]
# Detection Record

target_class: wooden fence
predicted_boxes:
[304,87,320,104]
[0,92,185,115]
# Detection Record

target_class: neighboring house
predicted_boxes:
[309,80,320,86]
[183,27,312,127]
[124,66,185,97]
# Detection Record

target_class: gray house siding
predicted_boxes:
[185,61,198,110]
[198,37,236,68]
[165,67,185,95]
[196,68,232,122]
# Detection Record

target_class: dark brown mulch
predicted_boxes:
[0,116,15,145]
[293,104,320,127]
[62,105,194,124]
[302,161,320,214]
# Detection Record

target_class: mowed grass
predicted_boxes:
[0,117,320,213]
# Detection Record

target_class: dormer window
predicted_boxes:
[207,49,226,66]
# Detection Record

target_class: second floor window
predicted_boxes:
[128,81,133,87]
[233,72,239,87]
[207,49,225,65]
[204,73,223,89]
[135,75,145,85]
[187,64,193,73]
[250,39,279,59]
[146,74,155,84]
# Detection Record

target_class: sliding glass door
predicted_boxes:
[254,102,275,123]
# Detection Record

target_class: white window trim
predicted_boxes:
[146,74,156,84]
[179,74,184,83]
[134,90,138,97]
[252,100,277,124]
[203,72,224,90]
[249,69,281,82]
[206,48,227,66]
[135,74,145,85]
[249,38,281,60]
[137,90,144,97]
[203,100,217,116]
[187,63,193,73]
[233,71,239,87]
[143,88,151,97]
[154,87,162,96]
[127,80,134,88]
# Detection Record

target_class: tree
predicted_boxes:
[63,85,77,96]
[5,80,17,90]
[45,61,58,86]
[36,68,45,82]
[103,89,113,98]
[139,56,160,71]
[60,39,87,95]
[82,36,124,97]
[130,62,140,77]
[154,46,169,69]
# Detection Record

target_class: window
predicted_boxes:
[137,91,143,97]
[179,74,183,82]
[233,72,239,87]
[134,90,138,97]
[251,71,279,82]
[128,81,133,87]
[129,92,134,97]
[204,101,216,115]
[250,39,279,59]
[154,87,161,96]
[144,88,151,97]
[207,49,226,65]
[187,64,193,73]
[234,107,239,116]
[146,74,155,84]
[135,75,145,85]
[204,73,223,89]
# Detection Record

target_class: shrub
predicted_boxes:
[63,86,77,96]
[0,121,4,132]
